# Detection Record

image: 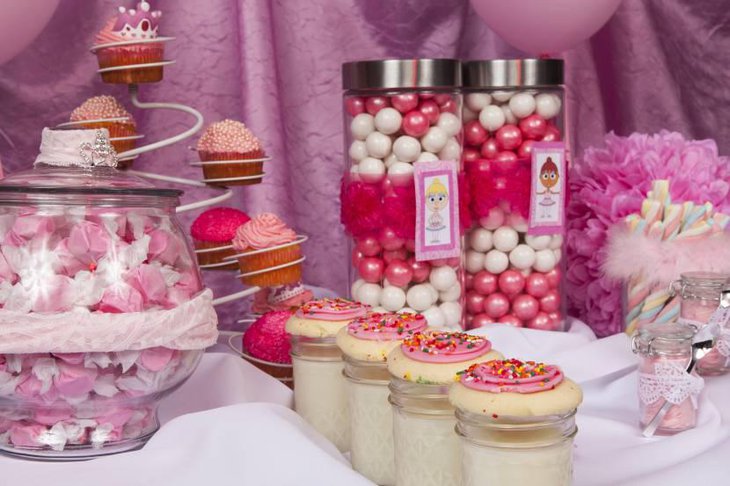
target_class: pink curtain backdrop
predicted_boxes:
[0,0,727,329]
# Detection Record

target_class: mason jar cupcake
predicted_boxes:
[287,298,369,452]
[387,330,503,486]
[336,312,427,485]
[450,359,583,486]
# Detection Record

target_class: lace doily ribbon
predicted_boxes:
[34,128,118,169]
[639,360,704,406]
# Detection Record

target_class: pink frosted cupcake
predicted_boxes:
[242,310,294,387]
[232,213,302,287]
[191,207,250,270]
[70,96,137,162]
[92,1,165,84]
[252,282,315,314]
[196,119,265,186]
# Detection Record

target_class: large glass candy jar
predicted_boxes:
[0,129,217,459]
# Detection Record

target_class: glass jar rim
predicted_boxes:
[342,58,461,90]
[462,58,564,88]
[632,321,695,357]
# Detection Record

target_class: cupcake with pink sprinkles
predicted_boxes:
[196,119,266,186]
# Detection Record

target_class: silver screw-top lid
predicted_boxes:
[463,59,564,88]
[342,59,462,91]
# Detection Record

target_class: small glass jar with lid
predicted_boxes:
[632,321,702,435]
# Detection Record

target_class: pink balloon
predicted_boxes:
[472,313,495,329]
[385,259,413,287]
[498,270,526,296]
[383,248,408,264]
[470,0,622,55]
[466,290,486,314]
[0,0,60,65]
[512,294,539,321]
[358,257,384,283]
[356,237,382,257]
[473,270,498,295]
[408,257,431,283]
[379,227,405,251]
[484,293,510,319]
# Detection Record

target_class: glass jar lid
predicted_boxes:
[342,58,461,91]
[0,129,181,207]
[676,272,730,300]
[462,58,564,88]
[632,321,695,357]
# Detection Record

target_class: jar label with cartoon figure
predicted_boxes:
[414,160,460,261]
[528,142,566,235]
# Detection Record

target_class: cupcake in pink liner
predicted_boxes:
[190,207,250,270]
[242,310,294,387]
[196,119,266,186]
[69,96,137,161]
[232,213,302,287]
[92,1,165,84]
[251,281,314,314]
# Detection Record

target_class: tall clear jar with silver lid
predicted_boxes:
[676,272,730,375]
[341,59,466,329]
[460,59,567,332]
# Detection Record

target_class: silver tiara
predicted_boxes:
[79,130,118,168]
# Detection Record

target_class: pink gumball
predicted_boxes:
[527,311,558,331]
[496,151,518,164]
[463,148,481,162]
[518,114,547,140]
[495,124,522,151]
[440,98,458,114]
[517,140,536,158]
[465,314,475,329]
[545,268,561,288]
[405,240,417,252]
[464,120,488,147]
[472,313,494,329]
[498,269,525,295]
[447,257,461,267]
[345,97,365,117]
[385,259,413,287]
[358,257,384,283]
[383,248,408,264]
[402,110,430,137]
[434,94,452,105]
[356,237,382,257]
[419,100,440,124]
[466,290,486,314]
[430,258,448,267]
[391,93,419,113]
[525,273,550,298]
[409,258,431,283]
[542,124,561,142]
[499,314,524,327]
[351,248,364,267]
[512,294,539,321]
[365,96,390,115]
[540,290,560,313]
[473,270,498,295]
[465,273,475,290]
[484,292,510,319]
[481,138,499,159]
[380,227,405,251]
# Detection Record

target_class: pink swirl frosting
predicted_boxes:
[347,312,427,341]
[459,359,564,394]
[95,18,125,45]
[294,298,369,321]
[401,331,491,363]
[232,213,296,251]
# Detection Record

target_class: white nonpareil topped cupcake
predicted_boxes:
[336,312,428,362]
[449,359,583,417]
[387,330,503,385]
[286,297,369,338]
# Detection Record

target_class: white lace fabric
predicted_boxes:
[639,361,704,406]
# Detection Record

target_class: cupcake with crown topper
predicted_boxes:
[91,1,173,84]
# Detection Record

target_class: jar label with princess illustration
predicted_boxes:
[414,160,460,261]
[528,142,566,235]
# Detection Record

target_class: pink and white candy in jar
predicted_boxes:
[461,59,567,331]
[341,59,466,329]
[0,129,217,459]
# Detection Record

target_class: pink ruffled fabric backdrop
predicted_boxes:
[0,0,727,329]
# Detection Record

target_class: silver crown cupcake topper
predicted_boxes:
[79,130,118,168]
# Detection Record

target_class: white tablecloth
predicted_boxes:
[1,321,729,485]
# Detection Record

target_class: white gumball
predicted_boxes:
[465,250,486,273]
[438,138,461,162]
[406,284,433,312]
[492,90,513,103]
[384,152,399,168]
[423,283,440,302]
[553,248,562,263]
[549,234,563,250]
[508,213,528,233]
[349,164,360,179]
[484,250,509,274]
[479,207,505,230]
[440,302,462,328]
[463,107,478,123]
[357,283,382,307]
[421,126,448,153]
[392,135,421,162]
[478,105,506,132]
[388,162,414,185]
[525,234,551,250]
[469,228,493,252]
[348,140,368,161]
[439,282,461,303]
[399,307,417,314]
[381,286,407,312]
[365,131,392,159]
[501,104,517,124]
[508,92,536,119]
[535,93,562,119]
[374,107,402,135]
[351,278,365,298]
[372,306,388,313]
[422,305,447,328]
[534,249,557,272]
[437,112,461,137]
[358,157,385,183]
[493,226,519,252]
[509,244,536,270]
[351,113,375,140]
[429,265,457,291]
[416,152,439,162]
[465,93,492,112]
